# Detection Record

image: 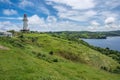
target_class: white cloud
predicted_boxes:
[0,17,22,20]
[57,9,97,21]
[86,21,100,31]
[85,10,97,17]
[3,9,18,16]
[28,15,45,25]
[46,16,57,23]
[0,21,20,31]
[86,25,120,31]
[103,17,120,31]
[28,15,57,26]
[18,0,50,15]
[37,6,50,15]
[105,0,120,9]
[53,5,67,12]
[0,14,119,32]
[100,11,118,19]
[19,0,34,8]
[46,0,120,31]
[105,17,115,24]
[26,14,84,31]
[91,21,100,26]
[47,0,97,22]
[46,0,95,10]
[104,24,120,31]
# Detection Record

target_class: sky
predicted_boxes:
[0,0,120,32]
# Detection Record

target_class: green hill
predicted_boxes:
[0,33,120,80]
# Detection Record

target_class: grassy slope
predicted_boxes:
[0,33,120,80]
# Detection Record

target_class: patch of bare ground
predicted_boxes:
[0,45,9,50]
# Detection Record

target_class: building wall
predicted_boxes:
[0,32,12,37]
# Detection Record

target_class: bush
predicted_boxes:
[37,53,46,58]
[9,40,24,48]
[53,58,58,62]
[49,51,54,55]
[19,35,24,38]
[31,37,38,42]
[101,66,108,71]
[113,66,120,74]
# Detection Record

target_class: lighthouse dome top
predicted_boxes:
[24,14,27,17]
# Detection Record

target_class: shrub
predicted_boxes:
[9,40,24,48]
[53,58,58,62]
[113,66,120,73]
[19,35,24,38]
[37,53,46,58]
[31,37,38,42]
[101,66,108,71]
[49,51,54,55]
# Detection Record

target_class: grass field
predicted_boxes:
[0,33,120,80]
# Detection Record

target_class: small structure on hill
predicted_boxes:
[0,31,12,37]
[21,14,29,32]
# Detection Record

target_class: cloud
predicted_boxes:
[105,0,120,9]
[26,14,84,31]
[46,0,95,10]
[86,21,100,31]
[105,17,115,24]
[3,9,18,16]
[85,10,97,17]
[28,15,45,25]
[104,17,120,31]
[19,0,34,8]
[100,11,118,19]
[104,24,120,31]
[46,0,97,22]
[86,22,120,31]
[0,15,119,32]
[37,6,50,15]
[0,17,22,20]
[18,0,50,15]
[91,21,100,26]
[0,0,11,4]
[0,21,21,31]
[46,16,57,23]
[57,8,97,21]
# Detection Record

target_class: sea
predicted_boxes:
[82,36,120,51]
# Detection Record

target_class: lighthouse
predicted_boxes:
[21,14,29,32]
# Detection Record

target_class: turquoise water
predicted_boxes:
[83,37,120,51]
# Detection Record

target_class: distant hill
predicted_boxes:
[102,30,120,36]
[0,32,120,80]
[47,30,120,39]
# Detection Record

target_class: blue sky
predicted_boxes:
[0,0,120,31]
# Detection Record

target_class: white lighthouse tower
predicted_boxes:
[21,14,29,32]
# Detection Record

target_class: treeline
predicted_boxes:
[47,31,107,39]
[8,30,120,39]
[47,30,120,39]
